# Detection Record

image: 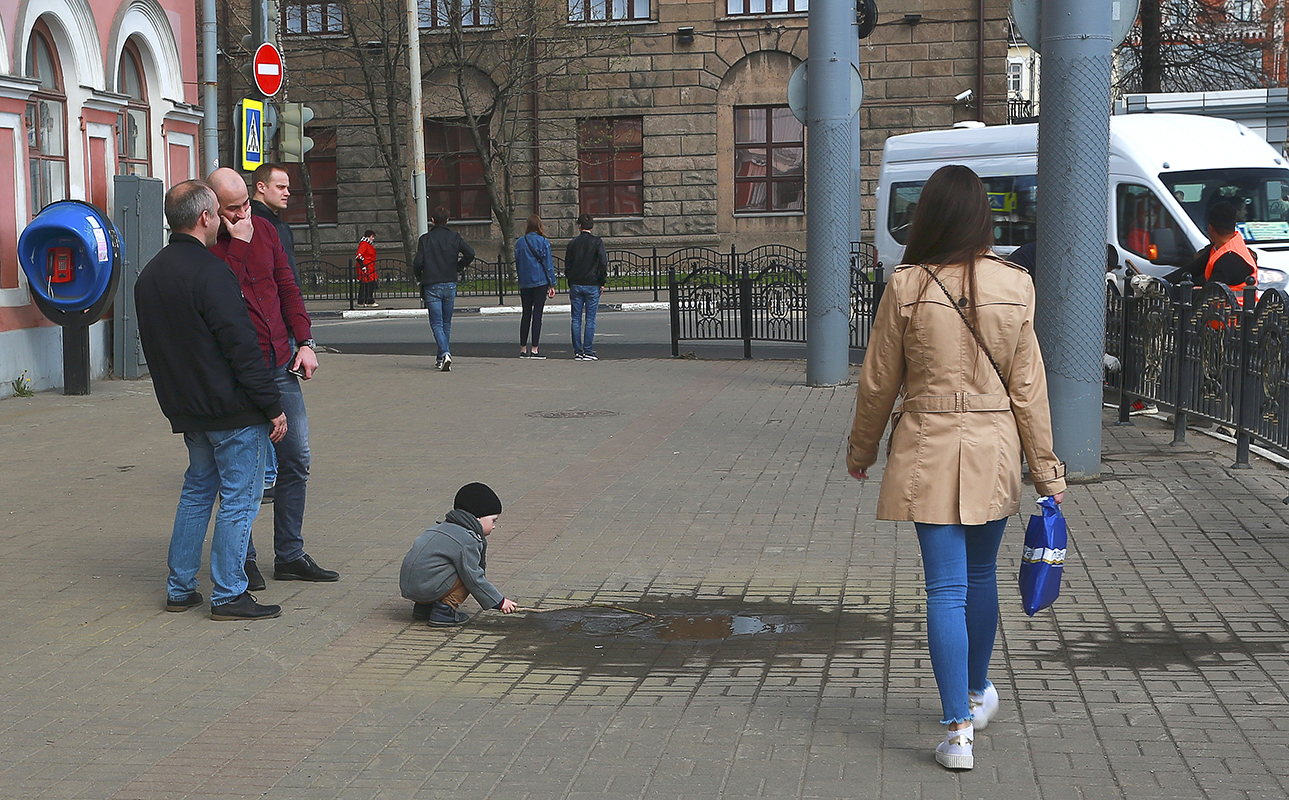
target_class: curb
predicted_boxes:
[312,301,670,320]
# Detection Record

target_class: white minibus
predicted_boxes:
[874,114,1289,294]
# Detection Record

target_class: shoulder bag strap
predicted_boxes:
[918,264,1010,395]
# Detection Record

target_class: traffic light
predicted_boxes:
[280,102,314,162]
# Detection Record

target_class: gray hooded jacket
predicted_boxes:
[399,509,504,608]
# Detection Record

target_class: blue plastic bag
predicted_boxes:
[1019,496,1067,616]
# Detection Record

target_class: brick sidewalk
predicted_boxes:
[1,354,1287,799]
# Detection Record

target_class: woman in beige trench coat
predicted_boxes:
[847,165,1066,771]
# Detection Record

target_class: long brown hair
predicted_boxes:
[902,165,994,324]
[525,214,546,238]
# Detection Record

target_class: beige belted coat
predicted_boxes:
[847,256,1066,525]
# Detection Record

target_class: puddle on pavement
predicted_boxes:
[473,597,887,676]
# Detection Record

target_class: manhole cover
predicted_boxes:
[526,409,619,419]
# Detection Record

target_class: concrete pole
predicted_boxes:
[805,0,857,387]
[848,10,864,248]
[202,0,218,173]
[407,0,429,236]
[1034,0,1113,479]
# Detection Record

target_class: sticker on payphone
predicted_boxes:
[47,247,74,283]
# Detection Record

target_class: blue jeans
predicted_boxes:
[915,518,1008,725]
[422,282,457,359]
[247,369,309,565]
[264,443,278,490]
[570,284,601,355]
[168,425,270,605]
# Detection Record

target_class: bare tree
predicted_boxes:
[423,0,629,267]
[1116,0,1277,95]
[284,0,420,265]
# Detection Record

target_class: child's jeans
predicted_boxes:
[438,578,468,608]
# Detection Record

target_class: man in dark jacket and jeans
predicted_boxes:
[413,206,476,371]
[564,213,609,360]
[135,180,288,622]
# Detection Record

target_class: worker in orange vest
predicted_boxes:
[1166,200,1257,300]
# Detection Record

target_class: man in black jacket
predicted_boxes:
[412,206,475,371]
[564,213,608,360]
[251,163,300,284]
[135,180,288,622]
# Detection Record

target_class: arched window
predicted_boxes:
[25,23,68,214]
[117,42,150,176]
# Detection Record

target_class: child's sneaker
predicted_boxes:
[969,683,999,730]
[426,601,470,627]
[935,725,974,770]
[412,602,434,620]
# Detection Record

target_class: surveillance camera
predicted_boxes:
[954,89,973,103]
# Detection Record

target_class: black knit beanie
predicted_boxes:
[453,482,503,518]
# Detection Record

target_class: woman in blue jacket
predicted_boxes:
[515,215,558,358]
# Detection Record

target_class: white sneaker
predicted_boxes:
[935,725,974,770]
[441,354,452,372]
[969,683,999,730]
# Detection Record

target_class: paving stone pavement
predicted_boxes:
[2,353,1288,800]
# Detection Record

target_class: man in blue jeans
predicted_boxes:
[413,206,476,371]
[564,213,608,360]
[135,180,288,621]
[209,168,339,589]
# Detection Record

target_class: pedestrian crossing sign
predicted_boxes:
[241,98,264,171]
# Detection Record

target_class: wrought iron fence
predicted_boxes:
[1107,275,1289,464]
[296,248,666,307]
[667,242,883,357]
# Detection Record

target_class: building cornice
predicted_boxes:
[0,75,40,102]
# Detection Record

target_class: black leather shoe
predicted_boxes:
[210,592,282,621]
[244,560,267,591]
[412,602,435,621]
[165,591,203,613]
[427,601,470,627]
[273,554,339,582]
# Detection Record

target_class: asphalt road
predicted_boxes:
[311,309,856,362]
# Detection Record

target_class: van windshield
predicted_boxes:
[1160,168,1289,244]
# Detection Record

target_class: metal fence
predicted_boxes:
[296,249,666,307]
[666,242,883,357]
[1107,275,1289,464]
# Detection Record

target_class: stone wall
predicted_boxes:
[219,0,1011,263]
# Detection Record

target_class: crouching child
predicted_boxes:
[400,482,519,626]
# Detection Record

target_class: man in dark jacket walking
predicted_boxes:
[135,180,288,622]
[564,213,608,360]
[413,206,476,371]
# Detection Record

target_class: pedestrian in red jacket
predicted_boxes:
[355,230,378,307]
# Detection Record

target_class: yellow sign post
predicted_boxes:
[241,98,264,171]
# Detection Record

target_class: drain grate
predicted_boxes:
[526,409,619,419]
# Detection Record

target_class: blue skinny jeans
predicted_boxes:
[914,517,1008,725]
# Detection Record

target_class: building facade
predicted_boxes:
[0,0,201,391]
[220,0,1012,264]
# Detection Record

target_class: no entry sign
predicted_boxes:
[252,43,283,97]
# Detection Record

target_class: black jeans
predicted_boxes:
[357,279,376,305]
[519,285,550,348]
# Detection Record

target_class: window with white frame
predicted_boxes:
[1007,61,1023,95]
[727,0,806,15]
[419,0,495,28]
[568,0,650,22]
